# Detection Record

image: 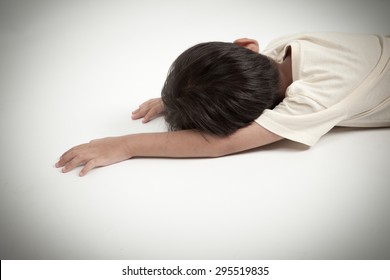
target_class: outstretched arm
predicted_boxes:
[56,98,282,176]
[55,122,282,176]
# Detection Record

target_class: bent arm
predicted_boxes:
[128,122,282,158]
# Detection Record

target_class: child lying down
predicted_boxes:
[56,32,390,176]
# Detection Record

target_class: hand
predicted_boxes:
[55,136,132,176]
[131,98,164,123]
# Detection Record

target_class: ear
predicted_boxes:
[233,38,260,53]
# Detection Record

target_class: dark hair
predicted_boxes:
[161,42,281,136]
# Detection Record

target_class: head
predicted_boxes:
[161,38,281,136]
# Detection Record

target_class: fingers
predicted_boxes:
[55,144,85,168]
[131,108,141,119]
[61,154,86,173]
[56,153,99,177]
[55,144,91,174]
[79,159,99,177]
[142,107,161,123]
[131,100,153,120]
[131,98,163,123]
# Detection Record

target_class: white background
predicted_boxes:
[0,0,389,259]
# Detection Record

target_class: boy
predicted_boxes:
[56,33,390,176]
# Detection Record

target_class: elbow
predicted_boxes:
[206,136,240,158]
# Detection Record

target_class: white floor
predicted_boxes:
[0,0,389,259]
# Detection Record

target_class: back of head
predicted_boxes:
[161,41,281,136]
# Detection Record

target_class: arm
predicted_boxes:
[56,123,282,176]
[56,98,282,176]
[129,122,281,158]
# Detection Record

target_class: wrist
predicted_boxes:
[121,133,156,158]
[121,134,139,158]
